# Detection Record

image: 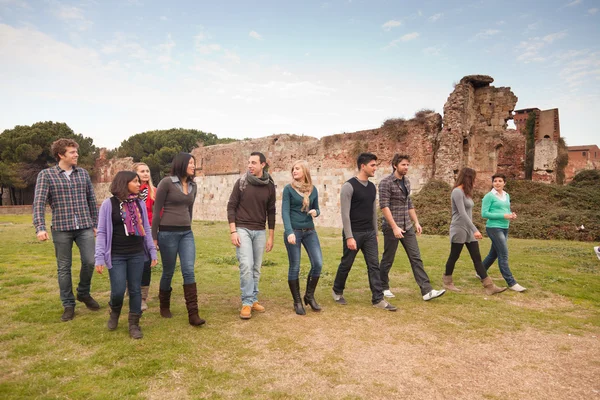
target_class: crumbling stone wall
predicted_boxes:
[532,109,560,182]
[93,149,134,200]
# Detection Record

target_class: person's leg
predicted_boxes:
[332,232,359,295]
[178,230,196,285]
[108,255,128,312]
[285,231,302,281]
[52,230,76,309]
[126,252,145,314]
[158,231,178,291]
[302,230,323,311]
[482,227,499,271]
[443,242,464,292]
[236,228,255,307]
[464,241,487,279]
[74,228,96,299]
[486,228,516,287]
[140,259,152,311]
[400,227,433,296]
[251,230,266,304]
[379,227,399,292]
[359,231,385,305]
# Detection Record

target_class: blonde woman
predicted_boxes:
[132,162,156,311]
[281,160,322,315]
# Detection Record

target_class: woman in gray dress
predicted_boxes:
[442,168,506,295]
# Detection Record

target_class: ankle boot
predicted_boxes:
[303,275,321,311]
[107,303,122,331]
[140,286,150,311]
[482,276,507,295]
[158,288,172,318]
[442,274,461,292]
[128,312,143,339]
[183,283,206,326]
[288,279,306,315]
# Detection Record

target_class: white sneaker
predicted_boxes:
[594,246,600,261]
[383,289,395,298]
[509,283,527,292]
[423,289,446,301]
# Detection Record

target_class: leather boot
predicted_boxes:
[303,275,321,311]
[482,276,507,295]
[183,283,206,326]
[158,288,172,318]
[107,303,122,331]
[288,279,306,315]
[140,286,150,311]
[442,274,461,292]
[128,312,143,339]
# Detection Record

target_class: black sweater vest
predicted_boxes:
[348,177,376,232]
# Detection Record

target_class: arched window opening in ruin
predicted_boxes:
[544,135,550,139]
[546,169,553,173]
[582,152,586,157]
[506,120,516,130]
[494,144,504,173]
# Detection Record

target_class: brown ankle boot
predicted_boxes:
[482,276,507,295]
[183,283,206,326]
[140,286,149,311]
[128,312,143,339]
[442,275,461,292]
[158,288,172,318]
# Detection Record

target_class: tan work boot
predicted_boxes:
[442,274,461,292]
[251,302,265,313]
[240,305,252,319]
[482,276,507,295]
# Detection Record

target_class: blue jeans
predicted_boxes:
[482,227,517,287]
[51,228,95,307]
[284,229,323,280]
[109,252,145,313]
[236,228,266,306]
[158,230,196,291]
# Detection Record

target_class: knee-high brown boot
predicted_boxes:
[183,283,206,326]
[158,288,172,318]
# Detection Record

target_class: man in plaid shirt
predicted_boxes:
[33,138,100,322]
[378,154,445,302]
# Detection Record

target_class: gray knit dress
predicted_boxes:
[449,187,479,244]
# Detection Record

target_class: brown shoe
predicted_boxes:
[240,305,252,319]
[158,288,172,318]
[482,276,507,295]
[251,302,265,313]
[183,283,206,326]
[442,274,461,292]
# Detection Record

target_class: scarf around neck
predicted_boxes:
[119,194,145,236]
[291,180,313,212]
[239,170,273,192]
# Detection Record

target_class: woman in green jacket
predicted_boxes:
[481,173,526,292]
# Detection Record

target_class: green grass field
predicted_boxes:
[0,214,599,399]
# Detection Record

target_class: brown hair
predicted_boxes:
[391,154,410,171]
[455,167,476,198]
[110,171,140,201]
[491,173,506,183]
[132,162,156,200]
[51,138,79,161]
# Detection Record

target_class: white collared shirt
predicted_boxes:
[491,188,507,201]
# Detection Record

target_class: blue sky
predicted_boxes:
[1,0,598,148]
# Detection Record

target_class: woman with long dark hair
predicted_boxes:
[95,171,157,339]
[152,152,205,326]
[132,162,157,310]
[282,160,323,315]
[442,168,506,295]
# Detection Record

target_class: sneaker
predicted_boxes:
[475,273,481,280]
[594,246,600,261]
[383,289,395,298]
[251,302,265,313]
[76,294,100,311]
[422,289,446,301]
[332,290,347,305]
[240,305,252,319]
[509,283,527,292]
[61,306,75,322]
[373,300,397,311]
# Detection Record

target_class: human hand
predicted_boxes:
[95,265,104,274]
[36,230,49,241]
[287,234,296,245]
[347,238,357,251]
[474,231,483,240]
[153,240,159,251]
[414,223,423,235]
[308,209,317,218]
[151,259,158,267]
[266,237,274,252]
[231,232,241,247]
[393,226,405,239]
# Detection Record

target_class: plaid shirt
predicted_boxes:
[378,173,414,231]
[33,165,98,233]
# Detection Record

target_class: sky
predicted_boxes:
[1,0,599,149]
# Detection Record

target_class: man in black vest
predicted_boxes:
[332,152,397,311]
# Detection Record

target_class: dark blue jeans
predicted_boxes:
[51,228,95,307]
[109,252,145,313]
[158,230,196,291]
[284,229,323,280]
[483,227,516,287]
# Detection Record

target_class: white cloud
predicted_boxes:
[384,32,419,49]
[100,32,149,61]
[381,20,401,31]
[559,52,600,88]
[475,29,500,39]
[423,46,441,56]
[249,30,262,40]
[0,0,31,9]
[428,13,442,22]
[588,8,598,15]
[51,2,93,31]
[516,31,568,63]
[497,20,506,25]
[565,0,582,6]
[543,31,567,43]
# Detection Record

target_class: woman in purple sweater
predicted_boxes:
[95,171,157,339]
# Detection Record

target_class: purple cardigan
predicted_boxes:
[95,197,157,269]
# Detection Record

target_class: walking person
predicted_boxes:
[442,167,506,295]
[132,162,157,310]
[152,153,205,326]
[33,138,100,321]
[481,174,526,292]
[94,171,158,339]
[282,160,323,315]
[379,154,446,301]
[332,152,397,311]
[227,152,276,320]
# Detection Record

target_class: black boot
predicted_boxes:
[107,303,122,330]
[304,275,321,312]
[158,288,172,318]
[288,279,306,315]
[128,313,143,339]
[183,283,206,326]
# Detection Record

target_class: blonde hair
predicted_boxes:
[290,160,313,212]
[132,162,156,200]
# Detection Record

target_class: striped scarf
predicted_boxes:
[119,194,145,236]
